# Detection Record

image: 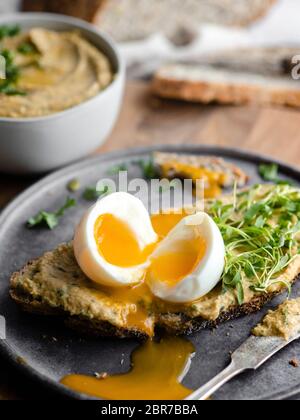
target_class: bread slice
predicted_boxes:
[154,152,249,189]
[153,47,300,107]
[22,0,277,42]
[10,242,300,339]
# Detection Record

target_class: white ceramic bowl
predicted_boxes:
[0,13,125,174]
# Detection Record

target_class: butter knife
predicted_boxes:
[186,332,300,401]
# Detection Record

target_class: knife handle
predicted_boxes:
[185,362,245,401]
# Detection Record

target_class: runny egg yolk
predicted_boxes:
[149,237,207,287]
[61,337,195,400]
[94,214,156,268]
[94,212,206,287]
[151,212,188,238]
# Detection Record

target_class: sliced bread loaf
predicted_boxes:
[153,47,300,107]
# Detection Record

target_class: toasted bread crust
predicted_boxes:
[10,287,148,340]
[152,67,300,108]
[10,258,299,339]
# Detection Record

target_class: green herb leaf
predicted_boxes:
[0,25,20,40]
[55,197,76,217]
[210,184,300,298]
[83,185,111,201]
[137,159,157,180]
[236,282,245,305]
[0,49,26,96]
[245,203,263,221]
[259,163,292,185]
[28,212,59,230]
[0,84,26,96]
[27,198,76,230]
[255,215,266,228]
[108,164,128,175]
[259,163,279,182]
[224,271,241,287]
[17,41,38,55]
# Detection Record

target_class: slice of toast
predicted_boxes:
[152,47,300,107]
[10,242,300,339]
[154,152,249,189]
[22,0,277,42]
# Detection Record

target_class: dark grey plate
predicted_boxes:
[0,145,300,401]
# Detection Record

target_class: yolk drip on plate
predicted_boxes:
[61,337,195,400]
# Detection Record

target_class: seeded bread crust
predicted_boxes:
[10,267,147,340]
[10,247,298,339]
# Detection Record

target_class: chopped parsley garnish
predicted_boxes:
[209,184,300,302]
[83,185,111,201]
[259,163,279,182]
[28,198,76,230]
[108,163,128,175]
[0,25,20,40]
[0,49,26,96]
[137,159,158,180]
[17,41,38,55]
[107,159,158,179]
[259,163,292,185]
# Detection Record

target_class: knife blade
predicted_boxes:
[186,332,300,401]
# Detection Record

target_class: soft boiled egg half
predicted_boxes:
[74,192,158,287]
[74,192,225,303]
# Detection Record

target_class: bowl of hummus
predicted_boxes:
[0,13,125,173]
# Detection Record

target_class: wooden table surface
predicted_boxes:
[1,81,300,399]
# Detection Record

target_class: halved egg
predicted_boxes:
[74,192,225,304]
[147,213,225,303]
[74,192,158,287]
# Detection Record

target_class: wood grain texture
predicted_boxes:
[102,82,300,166]
[0,81,300,400]
[22,0,106,21]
